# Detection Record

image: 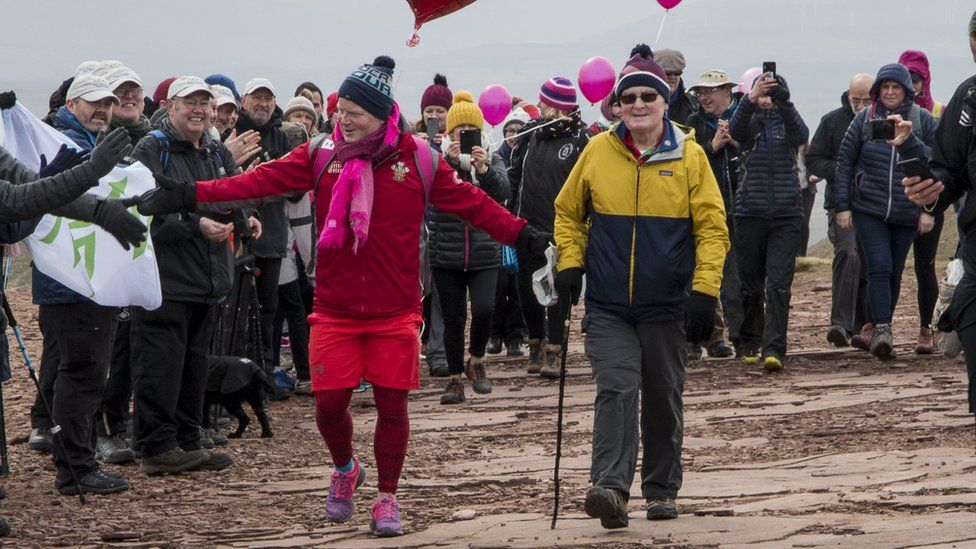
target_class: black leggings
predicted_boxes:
[914,213,945,327]
[433,268,498,375]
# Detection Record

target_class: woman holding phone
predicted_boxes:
[428,92,511,405]
[833,63,937,359]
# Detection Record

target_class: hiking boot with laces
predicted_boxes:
[141,447,207,475]
[584,486,629,529]
[326,459,366,523]
[191,450,234,472]
[915,326,935,355]
[486,337,502,355]
[870,323,895,360]
[526,339,546,374]
[506,338,525,357]
[370,494,405,537]
[686,342,703,361]
[96,434,136,464]
[28,428,53,453]
[738,347,760,365]
[206,428,229,447]
[645,497,678,520]
[464,357,492,394]
[706,340,734,358]
[58,469,130,495]
[540,344,562,379]
[851,323,873,351]
[826,325,851,347]
[427,361,449,377]
[440,377,466,404]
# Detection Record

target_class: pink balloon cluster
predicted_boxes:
[478,85,513,126]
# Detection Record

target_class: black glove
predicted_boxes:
[88,128,133,177]
[93,197,147,250]
[684,291,717,344]
[38,144,84,178]
[767,86,791,109]
[0,91,15,110]
[137,174,197,216]
[555,267,584,305]
[516,225,550,258]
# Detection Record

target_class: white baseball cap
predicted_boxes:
[104,67,143,91]
[73,61,99,77]
[168,76,214,99]
[66,75,120,105]
[211,85,238,111]
[242,78,277,97]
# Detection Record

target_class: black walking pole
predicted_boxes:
[1,291,86,504]
[550,304,574,530]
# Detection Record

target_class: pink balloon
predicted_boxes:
[478,85,512,126]
[578,56,616,104]
[738,67,762,94]
[656,0,682,9]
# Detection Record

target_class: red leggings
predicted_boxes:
[314,385,410,494]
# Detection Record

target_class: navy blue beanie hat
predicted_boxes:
[338,56,396,121]
[205,74,240,101]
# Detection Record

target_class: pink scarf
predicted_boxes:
[318,103,401,253]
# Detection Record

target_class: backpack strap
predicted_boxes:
[148,130,170,174]
[308,133,339,186]
[411,136,437,205]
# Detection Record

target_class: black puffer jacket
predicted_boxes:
[0,146,108,223]
[729,77,810,219]
[131,118,238,304]
[668,81,700,126]
[806,91,857,211]
[509,114,589,233]
[236,107,292,259]
[427,150,510,271]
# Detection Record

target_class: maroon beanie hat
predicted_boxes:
[616,53,670,103]
[153,77,176,104]
[421,74,453,112]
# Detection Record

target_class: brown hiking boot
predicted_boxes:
[540,344,561,379]
[851,323,873,351]
[526,339,546,374]
[464,356,492,394]
[915,326,934,355]
[439,377,466,405]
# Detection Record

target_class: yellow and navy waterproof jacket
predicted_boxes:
[554,121,729,323]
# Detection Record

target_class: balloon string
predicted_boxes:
[487,117,563,149]
[653,9,668,48]
[394,33,417,92]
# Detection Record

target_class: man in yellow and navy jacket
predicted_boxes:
[553,53,728,529]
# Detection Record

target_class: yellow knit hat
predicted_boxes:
[446,91,484,134]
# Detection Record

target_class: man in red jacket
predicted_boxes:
[138,55,548,538]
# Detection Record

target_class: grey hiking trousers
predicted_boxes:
[584,313,685,500]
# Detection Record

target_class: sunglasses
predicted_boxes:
[619,91,660,105]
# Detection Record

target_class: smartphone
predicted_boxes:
[425,117,440,138]
[868,119,896,141]
[762,61,776,79]
[897,157,935,181]
[460,128,481,155]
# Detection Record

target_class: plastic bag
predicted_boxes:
[934,259,963,357]
[532,245,559,307]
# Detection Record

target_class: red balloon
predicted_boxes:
[407,0,478,28]
[656,0,682,9]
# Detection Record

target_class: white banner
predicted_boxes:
[0,103,162,309]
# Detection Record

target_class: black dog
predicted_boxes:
[204,356,275,438]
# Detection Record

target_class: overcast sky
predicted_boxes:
[3,0,975,241]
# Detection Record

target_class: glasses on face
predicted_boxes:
[619,91,660,105]
[850,98,872,110]
[179,97,212,109]
[697,86,726,96]
[114,87,143,99]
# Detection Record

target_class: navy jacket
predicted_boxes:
[833,64,937,227]
[236,108,291,259]
[729,77,810,219]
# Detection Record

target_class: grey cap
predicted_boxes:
[653,48,687,73]
[73,61,99,76]
[168,76,214,99]
[65,75,120,104]
[211,85,238,110]
[104,67,143,91]
[242,77,277,97]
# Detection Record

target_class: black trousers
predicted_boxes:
[797,186,817,256]
[272,280,310,381]
[516,251,571,345]
[254,257,282,369]
[131,300,215,458]
[490,267,525,342]
[32,302,118,487]
[735,216,802,357]
[433,268,497,375]
[914,213,945,327]
[96,315,132,437]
